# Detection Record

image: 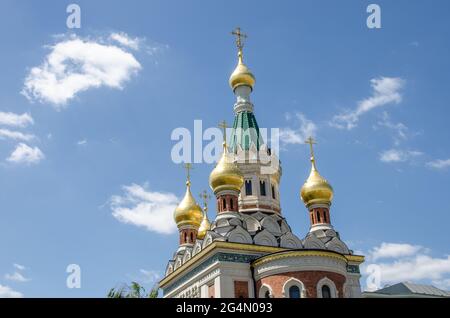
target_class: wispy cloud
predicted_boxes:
[379,148,422,163]
[363,242,450,291]
[5,272,30,283]
[110,32,141,50]
[0,112,33,128]
[13,264,26,271]
[279,112,317,146]
[7,143,45,165]
[0,285,23,298]
[374,111,409,145]
[0,129,35,142]
[109,183,178,235]
[22,33,143,108]
[4,263,30,283]
[331,77,405,130]
[77,139,87,146]
[426,159,450,170]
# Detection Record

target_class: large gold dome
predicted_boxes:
[197,207,211,240]
[229,53,255,91]
[209,145,244,194]
[300,158,334,207]
[173,181,203,229]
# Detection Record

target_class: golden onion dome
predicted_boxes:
[229,52,255,91]
[197,207,211,240]
[209,144,244,194]
[300,157,334,207]
[173,181,203,229]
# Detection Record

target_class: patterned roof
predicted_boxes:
[229,111,263,152]
[164,211,351,277]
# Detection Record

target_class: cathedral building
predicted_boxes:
[159,28,364,298]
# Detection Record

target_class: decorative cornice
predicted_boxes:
[159,241,285,288]
[252,250,347,267]
[344,254,365,264]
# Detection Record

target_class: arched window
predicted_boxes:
[230,198,234,210]
[271,185,276,199]
[323,211,327,223]
[259,285,272,298]
[245,180,252,196]
[322,285,331,298]
[289,285,300,298]
[223,198,227,210]
[184,232,187,243]
[190,232,194,243]
[316,210,321,223]
[260,181,266,196]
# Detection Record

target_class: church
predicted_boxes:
[159,28,364,298]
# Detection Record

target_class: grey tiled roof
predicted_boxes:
[374,282,450,297]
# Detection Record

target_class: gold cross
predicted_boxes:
[184,163,193,181]
[305,136,317,159]
[218,120,228,145]
[199,190,211,210]
[231,27,247,52]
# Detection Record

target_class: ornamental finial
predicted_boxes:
[231,27,247,62]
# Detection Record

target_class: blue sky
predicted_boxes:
[1,0,450,297]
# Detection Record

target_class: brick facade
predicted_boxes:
[234,280,249,298]
[208,284,215,298]
[179,228,198,245]
[217,194,239,213]
[256,271,345,298]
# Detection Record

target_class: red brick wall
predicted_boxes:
[234,280,249,298]
[256,271,345,298]
[217,195,239,213]
[179,228,197,245]
[208,284,215,298]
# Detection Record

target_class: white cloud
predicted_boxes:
[0,112,33,127]
[279,112,317,146]
[0,129,35,142]
[379,149,422,163]
[363,242,450,292]
[427,159,450,170]
[22,34,142,108]
[5,272,30,283]
[110,183,178,235]
[77,139,87,146]
[110,32,141,50]
[0,284,23,298]
[7,143,45,165]
[369,242,424,261]
[13,264,26,271]
[331,77,405,130]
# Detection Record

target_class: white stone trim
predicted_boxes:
[282,278,306,298]
[316,277,338,298]
[258,284,273,298]
[254,255,348,280]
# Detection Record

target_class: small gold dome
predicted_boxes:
[173,181,203,229]
[209,144,244,194]
[300,158,334,207]
[229,53,255,91]
[197,207,211,240]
